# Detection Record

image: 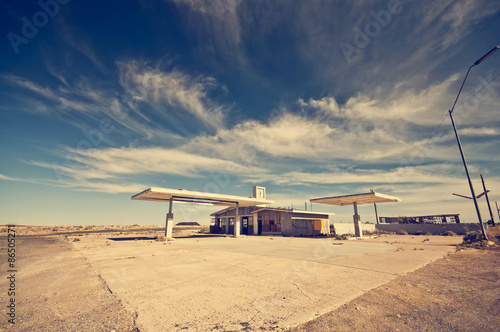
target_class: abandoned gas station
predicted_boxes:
[132,186,401,238]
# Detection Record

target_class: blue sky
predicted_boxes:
[1,0,500,225]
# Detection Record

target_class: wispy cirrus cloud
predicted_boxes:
[244,163,470,186]
[170,0,245,67]
[0,173,31,182]
[2,57,229,141]
[459,127,499,136]
[26,146,264,193]
[117,60,227,132]
[439,0,499,48]
[293,0,499,98]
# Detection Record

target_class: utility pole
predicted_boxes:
[480,174,495,226]
[496,201,500,220]
[446,46,499,241]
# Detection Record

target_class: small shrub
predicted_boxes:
[400,230,408,235]
[463,231,485,244]
[362,229,379,236]
[443,231,457,236]
[72,238,80,242]
[459,231,489,249]
[199,226,210,233]
[156,235,166,242]
[335,235,348,240]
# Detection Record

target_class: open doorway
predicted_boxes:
[241,217,249,235]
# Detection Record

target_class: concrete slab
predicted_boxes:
[72,234,461,331]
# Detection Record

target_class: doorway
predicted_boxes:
[241,217,248,235]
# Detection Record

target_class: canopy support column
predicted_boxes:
[165,197,174,238]
[374,203,379,224]
[353,202,361,237]
[234,202,240,238]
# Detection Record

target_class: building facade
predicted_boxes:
[210,206,332,237]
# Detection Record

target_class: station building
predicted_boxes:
[210,206,332,237]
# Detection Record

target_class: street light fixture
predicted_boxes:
[449,45,499,240]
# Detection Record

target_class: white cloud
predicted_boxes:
[2,58,228,140]
[0,169,146,194]
[189,83,461,164]
[302,74,457,125]
[26,146,264,194]
[186,110,416,164]
[187,113,344,160]
[60,180,146,194]
[244,163,468,186]
[439,0,498,48]
[459,127,498,136]
[117,60,226,131]
[0,174,30,182]
[71,146,259,178]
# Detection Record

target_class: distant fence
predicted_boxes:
[375,223,482,235]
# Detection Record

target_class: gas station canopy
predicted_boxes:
[132,187,274,239]
[132,187,274,207]
[310,191,401,237]
[310,192,401,206]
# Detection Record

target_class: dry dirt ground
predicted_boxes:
[0,235,139,332]
[293,247,500,332]
[1,225,499,331]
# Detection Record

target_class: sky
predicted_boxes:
[1,0,500,226]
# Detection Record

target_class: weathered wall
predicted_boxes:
[375,223,481,235]
[282,217,330,237]
[332,223,376,235]
[280,213,293,236]
[322,219,330,235]
[289,219,315,236]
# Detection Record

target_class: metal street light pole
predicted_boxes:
[448,45,499,241]
[480,174,495,227]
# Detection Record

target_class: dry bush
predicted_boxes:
[198,226,210,233]
[486,225,500,245]
[457,230,491,251]
[156,235,166,242]
[362,229,382,236]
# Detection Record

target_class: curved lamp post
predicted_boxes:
[449,45,499,240]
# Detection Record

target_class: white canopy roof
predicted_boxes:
[132,187,274,207]
[310,192,401,206]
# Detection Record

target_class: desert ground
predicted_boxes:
[1,225,499,331]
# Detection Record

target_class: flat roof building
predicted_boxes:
[210,206,333,237]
